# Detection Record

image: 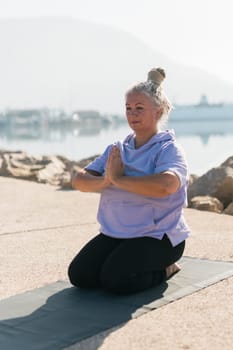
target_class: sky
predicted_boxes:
[0,0,233,86]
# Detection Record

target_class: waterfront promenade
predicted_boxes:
[0,176,233,349]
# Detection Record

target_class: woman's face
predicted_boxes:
[125,92,162,134]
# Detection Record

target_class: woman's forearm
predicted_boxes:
[105,146,179,197]
[71,169,110,192]
[111,172,180,198]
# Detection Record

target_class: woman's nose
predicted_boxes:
[127,109,138,116]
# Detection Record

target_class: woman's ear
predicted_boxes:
[154,107,163,120]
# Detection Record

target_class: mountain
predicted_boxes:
[0,17,232,114]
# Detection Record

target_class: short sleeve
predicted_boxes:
[154,142,188,187]
[84,145,113,175]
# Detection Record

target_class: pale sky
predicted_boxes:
[1,0,233,85]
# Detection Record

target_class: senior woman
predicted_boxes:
[68,67,190,295]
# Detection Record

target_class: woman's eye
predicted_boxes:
[126,107,131,111]
[136,106,143,110]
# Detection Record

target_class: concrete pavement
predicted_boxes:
[0,176,233,349]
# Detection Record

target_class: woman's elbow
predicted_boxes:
[162,173,180,196]
[71,173,87,191]
[71,176,80,190]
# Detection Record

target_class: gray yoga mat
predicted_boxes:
[1,257,233,350]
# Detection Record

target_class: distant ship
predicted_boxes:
[167,95,233,141]
[170,95,233,122]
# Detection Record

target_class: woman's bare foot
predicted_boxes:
[166,263,181,280]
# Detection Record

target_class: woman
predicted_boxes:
[68,67,190,295]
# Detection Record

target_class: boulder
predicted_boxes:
[0,152,13,176]
[188,166,233,208]
[221,156,233,168]
[37,156,67,186]
[59,171,73,189]
[190,196,223,213]
[1,152,47,180]
[0,150,97,188]
[188,174,199,186]
[0,155,4,174]
[223,202,233,216]
[189,196,224,213]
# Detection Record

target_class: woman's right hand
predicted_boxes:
[105,146,124,184]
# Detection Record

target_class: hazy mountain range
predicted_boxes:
[0,17,232,114]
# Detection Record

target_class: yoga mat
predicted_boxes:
[0,257,233,350]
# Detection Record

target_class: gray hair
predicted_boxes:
[125,68,172,128]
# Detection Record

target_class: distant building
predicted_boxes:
[0,112,7,126]
[3,109,47,139]
[72,110,110,127]
[5,109,46,127]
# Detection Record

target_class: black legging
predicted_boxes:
[68,233,185,295]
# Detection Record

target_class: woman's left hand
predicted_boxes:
[105,146,124,183]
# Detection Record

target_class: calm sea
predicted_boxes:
[0,118,233,176]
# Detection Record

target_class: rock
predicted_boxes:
[223,202,233,215]
[55,155,75,170]
[221,156,233,168]
[59,171,72,189]
[0,150,98,188]
[0,155,4,175]
[189,196,224,213]
[37,156,67,186]
[188,174,199,186]
[0,153,13,176]
[2,152,46,180]
[188,166,233,208]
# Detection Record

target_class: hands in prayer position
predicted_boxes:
[105,146,124,184]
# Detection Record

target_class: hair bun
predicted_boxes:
[147,67,166,86]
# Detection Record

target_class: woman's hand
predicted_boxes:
[104,146,180,197]
[105,146,124,183]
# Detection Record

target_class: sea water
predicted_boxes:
[0,120,233,176]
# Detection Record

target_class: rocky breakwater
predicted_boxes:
[188,156,233,215]
[0,150,97,188]
[0,150,233,216]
